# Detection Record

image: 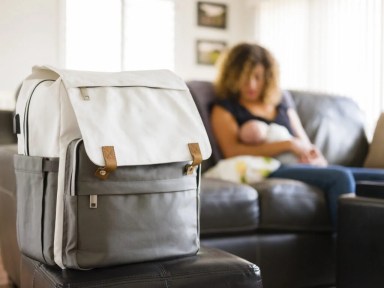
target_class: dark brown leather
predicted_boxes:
[355,180,384,198]
[253,178,332,231]
[202,233,336,288]
[186,81,220,172]
[200,178,259,234]
[199,157,332,235]
[290,90,368,167]
[21,247,262,288]
[0,111,17,145]
[337,195,384,288]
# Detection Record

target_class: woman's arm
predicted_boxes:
[211,105,310,158]
[287,108,312,144]
[287,108,328,166]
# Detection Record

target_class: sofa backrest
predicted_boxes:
[187,81,220,171]
[187,81,369,169]
[289,90,369,167]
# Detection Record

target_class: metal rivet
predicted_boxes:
[99,170,106,176]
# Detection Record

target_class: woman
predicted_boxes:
[211,42,384,228]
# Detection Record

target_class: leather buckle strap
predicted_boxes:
[95,146,117,180]
[185,143,202,175]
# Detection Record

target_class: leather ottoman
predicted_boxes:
[337,191,384,288]
[21,247,262,288]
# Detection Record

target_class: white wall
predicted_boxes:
[0,0,61,110]
[0,0,256,110]
[175,0,256,81]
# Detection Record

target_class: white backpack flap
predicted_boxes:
[50,67,212,167]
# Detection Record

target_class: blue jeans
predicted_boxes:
[268,164,384,228]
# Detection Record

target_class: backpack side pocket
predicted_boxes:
[14,155,59,265]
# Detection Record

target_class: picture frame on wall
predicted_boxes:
[197,2,227,29]
[196,40,227,66]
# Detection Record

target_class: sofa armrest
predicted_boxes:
[356,180,384,199]
[337,194,384,287]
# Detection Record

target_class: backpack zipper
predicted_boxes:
[23,79,55,155]
[69,139,97,208]
[70,139,83,197]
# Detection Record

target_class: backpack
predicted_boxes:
[14,66,211,269]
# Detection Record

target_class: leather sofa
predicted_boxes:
[187,81,368,288]
[0,81,369,288]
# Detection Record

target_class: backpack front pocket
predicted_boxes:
[62,140,200,269]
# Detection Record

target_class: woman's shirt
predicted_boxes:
[215,94,295,136]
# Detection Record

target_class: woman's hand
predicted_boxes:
[304,146,328,167]
[289,138,313,158]
[289,139,328,167]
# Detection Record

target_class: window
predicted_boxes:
[255,0,384,136]
[65,0,175,72]
[65,0,122,71]
[123,0,175,70]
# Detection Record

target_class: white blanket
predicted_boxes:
[203,155,280,184]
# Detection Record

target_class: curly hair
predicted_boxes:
[214,43,281,104]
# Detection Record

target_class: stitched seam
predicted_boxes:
[158,263,170,288]
[39,265,62,287]
[76,177,194,183]
[169,269,259,278]
[33,269,259,287]
[74,188,196,198]
[14,170,43,174]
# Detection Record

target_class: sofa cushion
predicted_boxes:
[252,178,332,231]
[200,178,259,234]
[200,177,332,234]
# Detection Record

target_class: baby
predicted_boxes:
[239,120,298,165]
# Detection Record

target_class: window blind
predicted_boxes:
[256,0,384,136]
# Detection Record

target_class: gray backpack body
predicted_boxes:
[14,66,211,269]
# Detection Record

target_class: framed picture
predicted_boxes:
[197,2,227,29]
[196,40,227,66]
